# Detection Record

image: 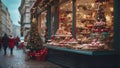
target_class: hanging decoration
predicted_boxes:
[31,7,36,15]
[32,17,36,24]
[31,0,54,15]
[36,0,54,12]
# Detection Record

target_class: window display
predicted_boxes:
[75,0,113,50]
[47,0,114,51]
[58,1,72,35]
[47,1,74,46]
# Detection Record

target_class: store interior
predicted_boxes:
[47,0,114,51]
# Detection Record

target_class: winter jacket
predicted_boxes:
[9,38,15,48]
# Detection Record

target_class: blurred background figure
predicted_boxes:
[15,36,20,49]
[8,35,15,55]
[2,33,9,55]
[0,36,2,51]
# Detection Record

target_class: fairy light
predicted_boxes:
[91,3,95,8]
[83,15,86,19]
[106,15,110,21]
[110,7,113,12]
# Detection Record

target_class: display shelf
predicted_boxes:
[44,45,117,56]
[54,35,72,37]
[45,44,119,68]
[67,42,78,44]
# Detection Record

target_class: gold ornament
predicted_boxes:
[32,18,36,23]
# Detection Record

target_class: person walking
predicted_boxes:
[15,36,20,49]
[2,33,9,55]
[8,35,15,55]
[0,36,2,51]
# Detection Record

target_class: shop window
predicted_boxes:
[76,0,114,50]
[47,0,114,51]
[56,1,72,36]
[47,0,74,46]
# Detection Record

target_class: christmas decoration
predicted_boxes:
[19,42,24,49]
[37,0,54,11]
[26,17,43,51]
[27,47,48,61]
[90,0,110,44]
[32,17,37,23]
[25,15,48,61]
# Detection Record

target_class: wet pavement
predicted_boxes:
[0,47,61,68]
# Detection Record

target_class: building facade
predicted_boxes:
[0,0,13,36]
[31,0,119,68]
[12,24,20,37]
[19,0,36,37]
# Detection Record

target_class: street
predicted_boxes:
[0,47,61,68]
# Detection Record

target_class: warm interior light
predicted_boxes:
[60,7,63,9]
[110,7,113,12]
[83,15,86,18]
[77,9,80,11]
[91,3,94,8]
[106,15,110,21]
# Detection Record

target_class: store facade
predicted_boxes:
[31,0,119,68]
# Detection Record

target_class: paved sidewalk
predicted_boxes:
[0,48,61,68]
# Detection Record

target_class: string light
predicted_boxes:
[110,7,113,12]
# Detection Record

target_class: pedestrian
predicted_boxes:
[2,33,9,55]
[0,36,2,51]
[8,35,15,55]
[15,36,20,49]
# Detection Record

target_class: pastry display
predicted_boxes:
[94,20,105,26]
[75,0,113,50]
[46,0,113,51]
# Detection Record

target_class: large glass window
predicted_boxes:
[76,0,114,50]
[56,1,72,36]
[48,1,73,46]
[47,0,114,51]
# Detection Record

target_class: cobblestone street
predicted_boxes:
[0,48,61,68]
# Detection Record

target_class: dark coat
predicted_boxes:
[15,37,20,43]
[2,34,9,47]
[0,37,2,45]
